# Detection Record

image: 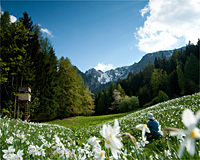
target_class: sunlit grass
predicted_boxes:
[46,112,131,129]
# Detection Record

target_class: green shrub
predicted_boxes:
[144,90,169,107]
[118,96,139,112]
[129,96,140,108]
[157,90,169,102]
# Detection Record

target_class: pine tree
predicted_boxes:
[108,82,115,111]
[176,62,185,96]
[19,12,40,86]
[117,84,125,97]
[168,70,180,98]
[151,69,168,96]
[1,12,32,118]
[57,57,94,118]
[184,53,199,85]
[81,86,95,116]
[19,12,33,31]
[96,91,106,115]
[143,62,154,86]
[74,69,94,116]
[32,38,59,121]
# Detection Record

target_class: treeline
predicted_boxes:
[0,11,94,121]
[95,40,200,115]
[94,82,140,115]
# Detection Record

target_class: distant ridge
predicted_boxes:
[79,47,185,93]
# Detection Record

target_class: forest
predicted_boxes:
[94,40,200,115]
[1,11,199,121]
[0,11,95,121]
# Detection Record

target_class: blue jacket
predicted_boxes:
[147,119,160,135]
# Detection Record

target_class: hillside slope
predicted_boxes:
[1,93,199,159]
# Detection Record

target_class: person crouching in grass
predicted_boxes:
[146,113,161,141]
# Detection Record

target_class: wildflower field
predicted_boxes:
[1,93,200,159]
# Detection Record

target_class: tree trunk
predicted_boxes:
[14,96,17,119]
[17,101,20,119]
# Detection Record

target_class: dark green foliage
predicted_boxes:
[1,11,33,118]
[118,96,139,112]
[95,82,116,115]
[57,57,95,118]
[154,54,169,73]
[19,12,33,31]
[177,61,186,95]
[168,70,180,98]
[95,91,106,115]
[117,84,125,97]
[81,86,95,116]
[186,41,199,60]
[1,11,95,121]
[151,68,168,96]
[0,11,10,28]
[117,98,131,113]
[29,37,60,121]
[156,90,169,102]
[143,62,154,85]
[184,53,199,84]
[95,40,199,114]
[138,85,151,106]
[144,90,169,107]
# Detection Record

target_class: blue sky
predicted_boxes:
[1,0,200,73]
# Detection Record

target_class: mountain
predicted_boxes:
[79,48,184,93]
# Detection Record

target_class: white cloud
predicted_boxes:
[10,15,17,23]
[94,63,114,72]
[140,5,150,18]
[41,28,53,37]
[135,0,200,53]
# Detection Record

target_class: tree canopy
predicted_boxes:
[1,11,95,121]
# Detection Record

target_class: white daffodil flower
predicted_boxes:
[158,125,163,136]
[13,150,24,160]
[28,144,37,156]
[136,124,150,141]
[164,150,171,157]
[139,136,149,147]
[196,110,200,122]
[52,135,65,150]
[5,136,14,144]
[35,145,46,156]
[93,147,106,160]
[170,109,200,158]
[2,146,15,159]
[64,148,71,159]
[120,149,128,160]
[100,119,123,159]
[88,136,101,149]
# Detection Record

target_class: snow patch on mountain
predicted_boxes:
[95,67,130,84]
[81,47,185,92]
[98,72,112,84]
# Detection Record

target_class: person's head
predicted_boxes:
[147,113,154,120]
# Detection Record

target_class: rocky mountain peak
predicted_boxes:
[80,47,183,93]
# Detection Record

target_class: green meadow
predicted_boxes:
[1,93,200,159]
[46,111,132,130]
